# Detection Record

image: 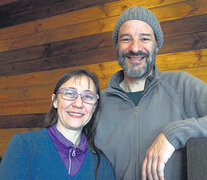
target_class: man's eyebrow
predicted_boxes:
[119,33,153,38]
[140,33,152,37]
[119,34,130,38]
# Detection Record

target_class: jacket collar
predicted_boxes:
[106,64,161,94]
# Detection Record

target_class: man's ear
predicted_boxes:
[52,94,57,108]
[156,47,159,53]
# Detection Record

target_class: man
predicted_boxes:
[95,6,207,180]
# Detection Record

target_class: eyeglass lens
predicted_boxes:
[60,88,98,104]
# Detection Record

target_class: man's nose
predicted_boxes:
[129,39,143,53]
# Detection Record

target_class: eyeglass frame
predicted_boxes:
[56,88,99,105]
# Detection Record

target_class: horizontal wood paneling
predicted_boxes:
[0,0,207,159]
[0,0,117,28]
[0,32,113,65]
[161,13,207,37]
[0,0,206,53]
[0,48,206,89]
[161,31,207,54]
[0,46,117,77]
[0,49,207,116]
[0,0,184,40]
[0,14,207,77]
[0,114,45,128]
[0,0,18,6]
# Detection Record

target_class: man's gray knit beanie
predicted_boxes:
[112,6,163,51]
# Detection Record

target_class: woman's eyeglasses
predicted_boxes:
[57,88,99,105]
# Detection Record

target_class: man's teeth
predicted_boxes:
[128,56,143,60]
[133,57,143,60]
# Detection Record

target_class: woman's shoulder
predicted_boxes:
[10,128,48,146]
[14,128,46,139]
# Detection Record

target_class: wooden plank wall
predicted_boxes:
[0,0,207,157]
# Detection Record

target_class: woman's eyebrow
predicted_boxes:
[65,87,77,90]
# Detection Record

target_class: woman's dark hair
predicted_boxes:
[43,68,102,179]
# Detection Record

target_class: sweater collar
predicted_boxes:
[47,124,87,154]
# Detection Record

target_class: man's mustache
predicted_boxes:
[122,51,150,58]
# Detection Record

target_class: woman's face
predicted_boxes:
[53,75,97,132]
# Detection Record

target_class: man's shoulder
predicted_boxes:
[158,70,206,90]
[158,70,195,84]
[159,70,188,79]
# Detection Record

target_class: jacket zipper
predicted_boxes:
[68,148,73,174]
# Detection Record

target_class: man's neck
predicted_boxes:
[120,70,153,92]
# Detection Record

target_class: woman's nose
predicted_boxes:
[72,95,84,108]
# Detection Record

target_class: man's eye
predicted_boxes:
[121,38,130,41]
[120,37,131,42]
[141,37,150,41]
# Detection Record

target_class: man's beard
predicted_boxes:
[117,47,157,78]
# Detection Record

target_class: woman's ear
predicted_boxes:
[52,94,57,108]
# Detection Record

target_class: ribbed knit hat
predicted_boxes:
[112,6,163,51]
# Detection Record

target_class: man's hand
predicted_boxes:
[141,133,175,180]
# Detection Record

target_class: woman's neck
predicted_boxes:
[56,122,82,146]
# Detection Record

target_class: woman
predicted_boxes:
[0,69,115,180]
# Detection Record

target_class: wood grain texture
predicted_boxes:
[0,0,18,6]
[0,0,183,39]
[0,48,206,89]
[1,65,207,116]
[0,0,207,162]
[0,48,207,116]
[0,14,207,77]
[0,0,117,28]
[161,13,207,37]
[0,0,207,53]
[0,113,45,128]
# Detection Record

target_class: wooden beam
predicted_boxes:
[0,48,206,89]
[1,13,207,65]
[0,68,207,116]
[0,0,18,6]
[161,13,207,37]
[160,31,207,54]
[0,32,113,65]
[0,0,117,28]
[157,49,207,70]
[0,113,45,128]
[0,46,117,76]
[0,0,184,40]
[0,29,207,77]
[0,11,205,63]
[0,0,206,53]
